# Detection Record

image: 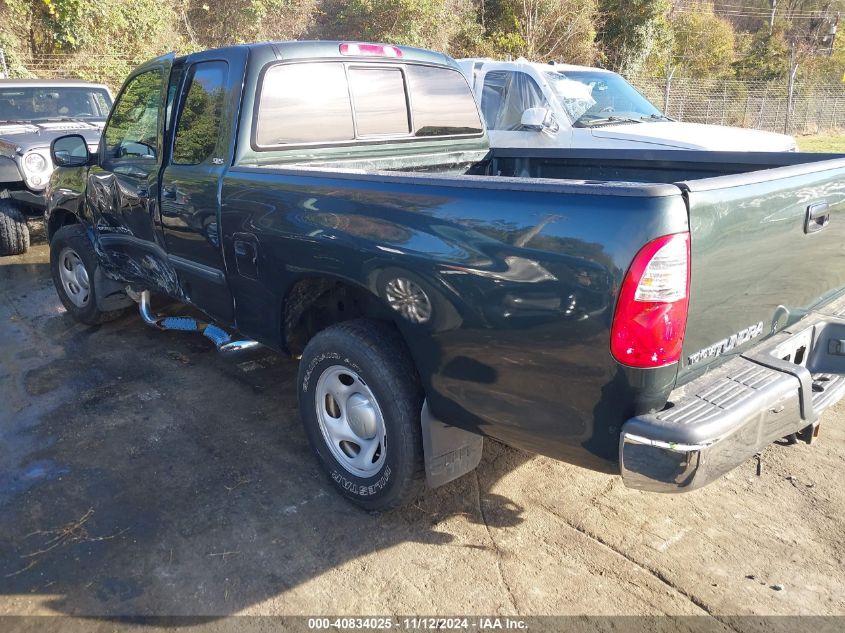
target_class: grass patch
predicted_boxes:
[797,136,845,153]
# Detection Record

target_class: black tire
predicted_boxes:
[0,200,30,256]
[297,319,425,511]
[50,224,126,325]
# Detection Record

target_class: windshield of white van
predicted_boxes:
[543,71,666,127]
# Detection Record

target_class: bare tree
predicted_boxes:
[517,0,599,63]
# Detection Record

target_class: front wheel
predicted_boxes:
[0,200,30,256]
[297,319,425,510]
[50,224,127,325]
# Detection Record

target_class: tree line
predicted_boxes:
[0,0,842,87]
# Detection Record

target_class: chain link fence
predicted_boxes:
[1,53,149,89]
[11,55,121,78]
[4,49,844,136]
[629,74,845,136]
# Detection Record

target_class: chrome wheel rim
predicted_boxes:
[315,365,387,478]
[58,247,90,308]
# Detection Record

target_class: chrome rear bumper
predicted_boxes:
[620,315,845,492]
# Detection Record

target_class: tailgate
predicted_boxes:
[677,157,845,382]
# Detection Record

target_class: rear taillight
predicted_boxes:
[610,232,690,368]
[339,43,403,57]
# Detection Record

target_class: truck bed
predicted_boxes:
[263,147,845,182]
[268,147,845,384]
[484,147,845,183]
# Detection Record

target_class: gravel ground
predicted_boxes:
[1,228,843,629]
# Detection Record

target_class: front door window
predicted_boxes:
[481,71,549,131]
[103,69,163,170]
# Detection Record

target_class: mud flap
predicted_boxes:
[421,401,484,489]
[94,269,134,311]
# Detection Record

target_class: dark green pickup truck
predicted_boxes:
[44,41,845,509]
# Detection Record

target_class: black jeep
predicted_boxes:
[0,79,112,255]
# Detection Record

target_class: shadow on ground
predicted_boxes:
[0,247,530,617]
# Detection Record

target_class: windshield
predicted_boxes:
[0,86,112,123]
[543,70,664,127]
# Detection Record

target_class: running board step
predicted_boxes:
[135,290,261,355]
[160,316,201,332]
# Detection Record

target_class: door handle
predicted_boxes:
[805,202,830,234]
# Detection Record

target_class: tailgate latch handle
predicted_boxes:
[805,202,830,234]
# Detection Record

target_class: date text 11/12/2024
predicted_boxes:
[307,617,528,630]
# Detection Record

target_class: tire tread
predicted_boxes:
[0,200,30,256]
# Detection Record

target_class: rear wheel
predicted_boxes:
[50,224,126,325]
[297,319,425,510]
[0,200,30,256]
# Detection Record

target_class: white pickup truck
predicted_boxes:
[458,58,798,152]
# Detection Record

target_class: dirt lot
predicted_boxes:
[1,229,844,628]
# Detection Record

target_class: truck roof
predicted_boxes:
[171,40,459,70]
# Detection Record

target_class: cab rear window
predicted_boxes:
[254,61,482,148]
[405,65,482,137]
[348,67,410,137]
[256,63,354,145]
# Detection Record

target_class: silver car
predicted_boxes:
[0,79,112,255]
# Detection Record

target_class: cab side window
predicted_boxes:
[172,61,228,165]
[481,71,548,131]
[103,69,162,164]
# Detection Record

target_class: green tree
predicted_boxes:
[70,0,183,86]
[315,0,473,52]
[671,2,736,78]
[40,0,86,47]
[0,1,35,77]
[733,21,790,80]
[183,0,315,48]
[597,0,672,74]
[480,0,599,64]
[0,0,182,86]
[801,27,845,84]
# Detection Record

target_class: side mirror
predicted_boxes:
[51,134,91,168]
[520,107,551,130]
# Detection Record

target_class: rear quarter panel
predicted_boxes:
[220,167,689,468]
